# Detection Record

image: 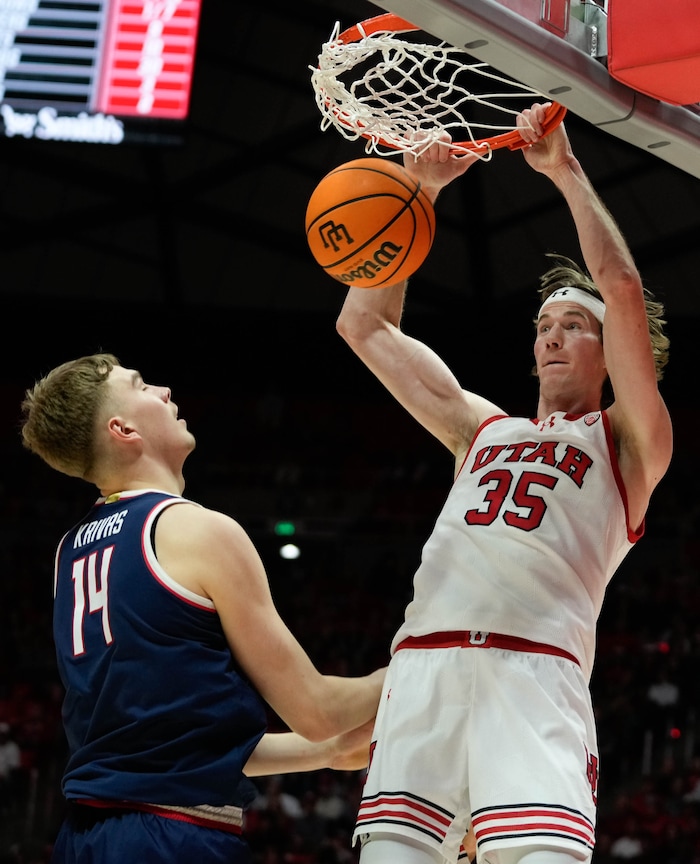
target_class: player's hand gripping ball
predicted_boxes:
[305,157,436,289]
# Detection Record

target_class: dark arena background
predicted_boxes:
[1,1,700,861]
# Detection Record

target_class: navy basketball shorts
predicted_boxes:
[51,803,252,863]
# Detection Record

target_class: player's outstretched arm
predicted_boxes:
[244,718,376,777]
[155,503,385,743]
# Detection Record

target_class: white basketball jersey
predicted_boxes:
[391,411,641,681]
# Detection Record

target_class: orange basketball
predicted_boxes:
[305,157,436,289]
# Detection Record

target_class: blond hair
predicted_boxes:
[536,254,670,381]
[21,353,120,480]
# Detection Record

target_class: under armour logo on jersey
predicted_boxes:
[538,416,556,431]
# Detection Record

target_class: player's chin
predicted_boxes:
[538,364,570,390]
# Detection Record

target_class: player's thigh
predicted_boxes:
[52,808,251,863]
[469,651,597,860]
[356,648,474,858]
[470,649,598,806]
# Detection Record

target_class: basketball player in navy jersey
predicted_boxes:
[335,103,671,864]
[20,356,385,863]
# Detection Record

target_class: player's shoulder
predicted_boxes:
[153,502,262,598]
[156,500,253,554]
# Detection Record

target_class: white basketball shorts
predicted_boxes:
[353,633,598,863]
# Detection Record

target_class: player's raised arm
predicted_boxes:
[518,103,672,525]
[336,143,503,463]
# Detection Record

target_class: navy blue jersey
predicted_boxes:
[52,489,267,808]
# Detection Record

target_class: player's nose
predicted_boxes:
[545,323,563,348]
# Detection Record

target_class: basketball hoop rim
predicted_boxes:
[324,12,568,155]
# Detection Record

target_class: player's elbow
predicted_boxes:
[596,263,642,301]
[336,306,363,346]
[293,705,344,743]
[336,305,383,352]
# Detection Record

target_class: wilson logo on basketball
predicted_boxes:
[334,240,405,284]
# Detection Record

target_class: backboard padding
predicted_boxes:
[368,0,700,178]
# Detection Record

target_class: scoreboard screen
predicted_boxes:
[0,0,203,145]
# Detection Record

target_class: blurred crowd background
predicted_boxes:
[0,304,699,864]
[1,0,699,858]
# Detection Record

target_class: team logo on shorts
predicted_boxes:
[365,740,377,785]
[586,746,599,804]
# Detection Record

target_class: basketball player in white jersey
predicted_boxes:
[335,103,672,864]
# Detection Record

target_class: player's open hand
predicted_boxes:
[326,718,377,771]
[403,133,479,203]
[518,102,574,175]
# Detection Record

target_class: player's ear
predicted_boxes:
[107,416,139,442]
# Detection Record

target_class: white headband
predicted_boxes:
[538,286,605,324]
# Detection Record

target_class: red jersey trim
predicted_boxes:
[601,410,644,543]
[141,498,216,612]
[456,413,510,479]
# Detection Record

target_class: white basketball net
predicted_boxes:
[310,21,549,159]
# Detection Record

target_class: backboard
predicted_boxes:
[368,0,700,179]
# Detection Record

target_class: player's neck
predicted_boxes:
[536,392,602,420]
[97,461,186,499]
